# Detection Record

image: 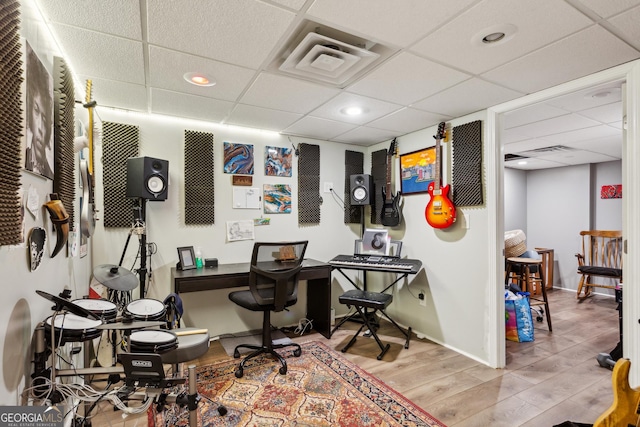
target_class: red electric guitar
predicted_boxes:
[425,122,456,228]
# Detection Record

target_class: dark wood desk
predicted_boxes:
[172,259,332,338]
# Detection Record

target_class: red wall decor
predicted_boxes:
[601,184,622,199]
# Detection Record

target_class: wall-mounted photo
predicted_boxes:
[263,184,291,214]
[24,41,54,180]
[265,146,292,177]
[223,142,254,175]
[400,147,435,195]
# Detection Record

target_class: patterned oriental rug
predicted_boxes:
[150,340,446,426]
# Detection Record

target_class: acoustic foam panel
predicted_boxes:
[344,150,364,224]
[0,0,24,246]
[370,148,387,224]
[102,122,139,228]
[53,56,75,229]
[184,130,214,225]
[298,143,320,224]
[452,120,483,207]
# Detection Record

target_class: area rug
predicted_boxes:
[150,340,446,426]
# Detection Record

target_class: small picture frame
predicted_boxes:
[177,246,196,270]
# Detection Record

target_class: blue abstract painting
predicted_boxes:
[263,184,291,214]
[223,142,254,174]
[265,146,292,177]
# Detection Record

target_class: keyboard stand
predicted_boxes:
[330,264,413,351]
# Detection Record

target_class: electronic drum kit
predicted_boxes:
[34,264,226,425]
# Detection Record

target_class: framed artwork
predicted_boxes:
[601,184,622,199]
[263,184,291,214]
[177,246,196,270]
[24,41,54,180]
[223,142,254,175]
[399,147,436,195]
[265,146,292,177]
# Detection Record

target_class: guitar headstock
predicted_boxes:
[434,122,446,141]
[388,137,398,158]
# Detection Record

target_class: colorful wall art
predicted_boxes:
[265,146,292,177]
[400,147,436,195]
[223,142,254,174]
[263,184,291,214]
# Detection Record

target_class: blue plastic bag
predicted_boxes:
[505,294,534,342]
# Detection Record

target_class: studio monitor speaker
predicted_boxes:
[349,174,373,205]
[127,156,169,201]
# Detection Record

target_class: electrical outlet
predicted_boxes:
[323,182,333,193]
[418,291,426,307]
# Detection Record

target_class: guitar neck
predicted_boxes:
[434,137,442,191]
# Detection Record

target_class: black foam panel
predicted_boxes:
[298,143,320,224]
[184,130,214,225]
[102,122,139,228]
[452,120,483,207]
[370,149,387,224]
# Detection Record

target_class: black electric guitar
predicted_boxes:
[80,80,97,238]
[381,138,402,227]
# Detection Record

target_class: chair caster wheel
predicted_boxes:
[293,348,301,357]
[233,350,240,358]
[217,405,228,416]
[279,366,287,375]
[235,368,243,378]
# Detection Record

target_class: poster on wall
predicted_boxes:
[265,146,292,177]
[223,142,254,175]
[601,184,622,199]
[263,184,291,214]
[399,147,435,195]
[24,41,54,180]
[226,220,255,242]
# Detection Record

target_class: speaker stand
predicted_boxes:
[138,197,148,298]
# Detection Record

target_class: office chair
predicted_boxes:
[228,240,308,378]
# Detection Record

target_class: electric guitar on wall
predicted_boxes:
[80,79,97,238]
[593,358,640,426]
[381,138,402,227]
[425,122,456,228]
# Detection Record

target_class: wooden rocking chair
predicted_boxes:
[575,230,622,299]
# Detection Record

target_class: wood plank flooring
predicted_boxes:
[89,289,620,426]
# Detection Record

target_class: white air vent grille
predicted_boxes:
[279,32,380,86]
[521,145,576,156]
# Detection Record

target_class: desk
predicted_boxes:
[172,259,332,339]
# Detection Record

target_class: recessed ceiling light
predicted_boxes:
[472,24,517,47]
[518,161,527,165]
[584,87,621,100]
[341,106,364,116]
[184,72,216,87]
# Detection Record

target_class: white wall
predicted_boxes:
[504,168,527,234]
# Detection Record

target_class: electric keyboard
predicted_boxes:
[328,254,422,274]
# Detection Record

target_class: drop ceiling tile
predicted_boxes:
[37,0,142,38]
[240,73,340,114]
[575,0,640,18]
[78,75,148,113]
[545,81,623,111]
[348,52,470,105]
[578,102,623,124]
[543,124,620,145]
[504,138,557,154]
[270,0,307,10]
[367,108,446,135]
[306,0,477,47]
[309,93,401,125]
[151,89,235,122]
[536,150,619,165]
[51,24,145,84]
[503,114,601,143]
[283,117,356,140]
[147,0,296,69]
[332,126,397,146]
[226,104,302,131]
[608,5,640,50]
[564,134,622,158]
[411,0,592,75]
[482,26,640,94]
[414,79,523,117]
[148,46,256,102]
[503,103,570,129]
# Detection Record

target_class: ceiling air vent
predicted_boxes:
[278,30,381,86]
[505,153,528,162]
[520,145,575,156]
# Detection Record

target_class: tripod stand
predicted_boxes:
[117,198,149,299]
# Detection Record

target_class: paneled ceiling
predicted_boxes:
[32,0,640,169]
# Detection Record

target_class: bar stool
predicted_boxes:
[506,257,552,332]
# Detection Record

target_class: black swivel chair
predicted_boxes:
[228,240,308,378]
